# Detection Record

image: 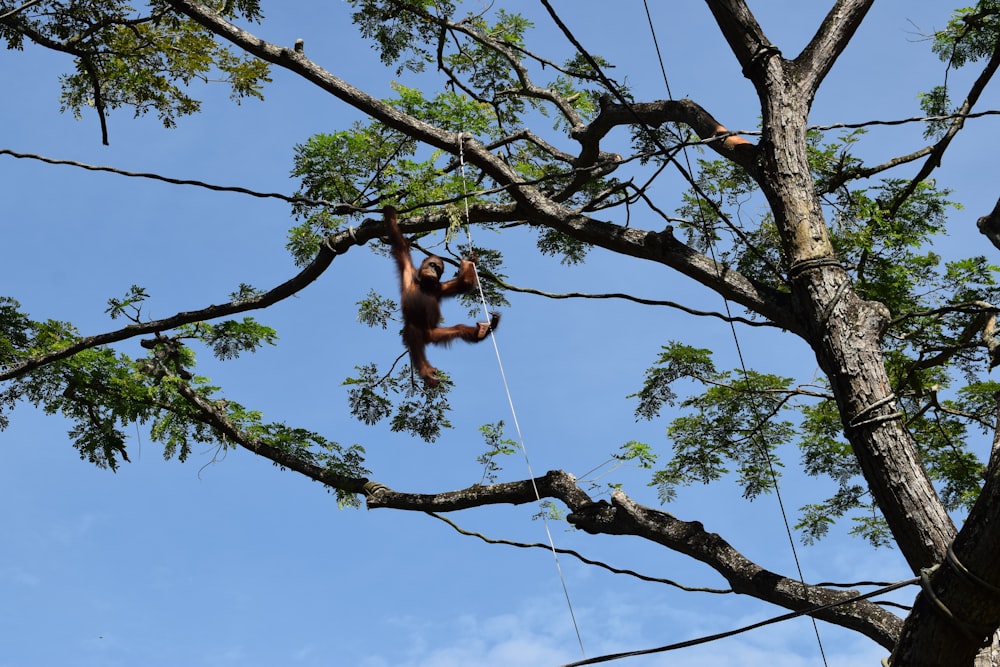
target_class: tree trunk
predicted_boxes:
[749,50,955,576]
[758,50,1000,667]
[890,412,1000,664]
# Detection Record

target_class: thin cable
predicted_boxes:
[561,576,917,667]
[641,1,672,101]
[640,3,829,664]
[428,511,732,593]
[457,134,587,659]
[0,148,351,210]
[6,107,997,206]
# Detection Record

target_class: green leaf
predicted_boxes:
[344,364,454,441]
[630,343,715,421]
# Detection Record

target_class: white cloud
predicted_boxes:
[1,566,41,586]
[292,643,316,661]
[47,512,99,545]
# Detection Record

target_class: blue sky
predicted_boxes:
[1,2,996,666]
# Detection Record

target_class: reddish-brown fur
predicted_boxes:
[384,206,499,387]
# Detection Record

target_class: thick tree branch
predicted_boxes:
[2,201,798,382]
[469,201,803,334]
[166,0,514,179]
[368,473,901,647]
[366,469,593,512]
[173,381,370,495]
[705,0,874,105]
[794,0,874,101]
[165,1,800,335]
[575,98,758,175]
[580,490,902,648]
[563,219,800,332]
[0,0,44,21]
[703,0,778,84]
[891,455,1000,662]
[707,0,958,577]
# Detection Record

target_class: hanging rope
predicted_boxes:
[456,133,587,659]
[640,2,829,664]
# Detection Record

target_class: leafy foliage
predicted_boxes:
[614,440,657,470]
[632,344,795,503]
[0,297,31,374]
[931,0,1000,67]
[347,0,454,73]
[0,1,270,135]
[0,296,364,497]
[630,343,715,421]
[181,319,279,361]
[920,1,1000,136]
[356,290,399,330]
[476,421,517,484]
[287,5,617,264]
[344,364,453,441]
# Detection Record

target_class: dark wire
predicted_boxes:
[560,576,916,666]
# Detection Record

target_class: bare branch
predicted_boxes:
[370,475,902,646]
[576,97,757,174]
[580,490,903,647]
[890,34,1000,216]
[821,144,935,194]
[173,378,369,494]
[79,55,110,145]
[794,0,875,100]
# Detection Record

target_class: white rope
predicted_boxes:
[457,133,586,659]
[641,4,828,664]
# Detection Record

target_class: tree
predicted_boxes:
[2,0,1000,664]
